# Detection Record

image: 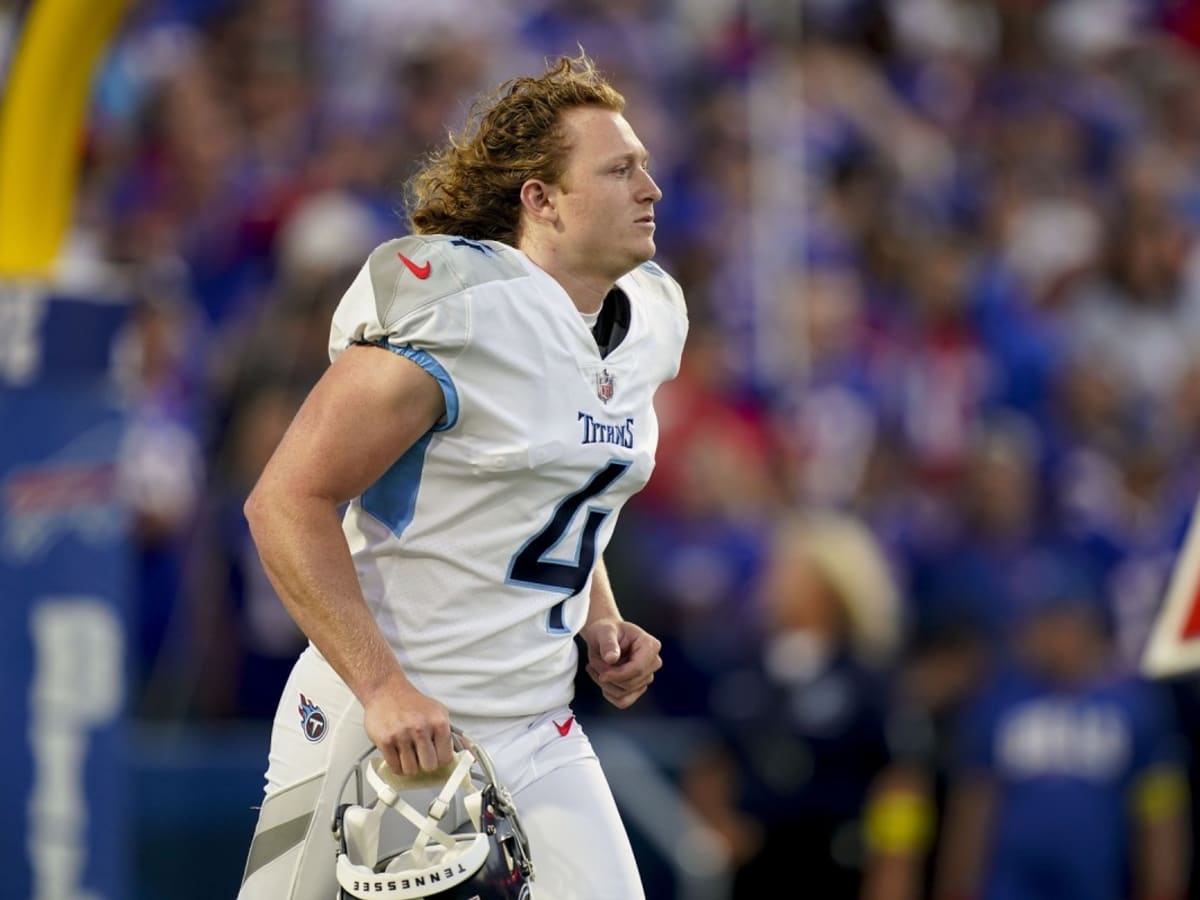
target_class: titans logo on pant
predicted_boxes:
[298,693,327,742]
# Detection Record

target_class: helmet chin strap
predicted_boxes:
[366,752,477,867]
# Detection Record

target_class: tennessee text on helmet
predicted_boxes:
[332,728,534,899]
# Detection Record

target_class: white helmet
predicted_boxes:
[332,729,534,899]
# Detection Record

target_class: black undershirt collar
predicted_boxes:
[591,288,630,359]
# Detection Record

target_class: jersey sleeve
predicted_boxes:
[329,235,477,431]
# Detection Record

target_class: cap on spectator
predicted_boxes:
[775,509,904,667]
[276,190,381,281]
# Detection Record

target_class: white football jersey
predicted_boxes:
[328,234,688,717]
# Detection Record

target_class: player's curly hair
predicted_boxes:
[405,51,625,246]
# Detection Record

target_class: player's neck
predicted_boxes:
[518,241,613,315]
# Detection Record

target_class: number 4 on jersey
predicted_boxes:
[507,460,631,633]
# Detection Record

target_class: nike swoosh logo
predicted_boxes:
[553,716,575,737]
[397,251,431,279]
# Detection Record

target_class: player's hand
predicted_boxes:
[581,618,662,709]
[361,675,454,776]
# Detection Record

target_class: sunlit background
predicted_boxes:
[5,1,1200,898]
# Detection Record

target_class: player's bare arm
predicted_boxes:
[243,342,453,774]
[580,556,662,709]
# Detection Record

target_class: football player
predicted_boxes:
[235,51,687,900]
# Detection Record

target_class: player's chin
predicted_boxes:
[611,241,656,279]
[630,237,657,264]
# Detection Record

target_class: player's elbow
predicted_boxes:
[243,478,277,539]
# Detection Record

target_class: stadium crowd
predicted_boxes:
[29,0,1200,896]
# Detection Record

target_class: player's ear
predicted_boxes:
[519,178,558,224]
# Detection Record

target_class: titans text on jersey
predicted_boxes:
[578,412,634,448]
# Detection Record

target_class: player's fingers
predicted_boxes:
[627,649,662,676]
[605,671,654,696]
[630,659,661,681]
[629,672,656,691]
[432,726,454,767]
[593,649,662,681]
[396,741,420,776]
[629,633,662,661]
[587,660,635,682]
[585,662,613,684]
[604,676,645,695]
[613,673,655,696]
[415,733,443,771]
[379,742,405,776]
[599,667,656,692]
[603,685,644,709]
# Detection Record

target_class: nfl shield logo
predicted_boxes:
[595,369,615,403]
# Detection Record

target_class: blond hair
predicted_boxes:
[406,52,625,246]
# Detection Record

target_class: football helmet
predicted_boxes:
[332,728,534,899]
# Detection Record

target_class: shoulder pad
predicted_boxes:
[622,259,688,320]
[366,234,527,326]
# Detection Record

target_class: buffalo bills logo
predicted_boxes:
[299,693,327,742]
[595,368,615,404]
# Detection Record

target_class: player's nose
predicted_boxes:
[637,169,662,203]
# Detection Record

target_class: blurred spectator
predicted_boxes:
[882,232,994,485]
[208,187,385,395]
[678,508,905,898]
[110,268,209,707]
[183,376,307,719]
[1060,155,1200,423]
[902,409,1058,641]
[934,549,1191,900]
[860,618,993,900]
[769,259,888,508]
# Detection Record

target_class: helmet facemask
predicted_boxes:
[333,729,534,899]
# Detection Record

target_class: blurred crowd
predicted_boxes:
[20,0,1200,896]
